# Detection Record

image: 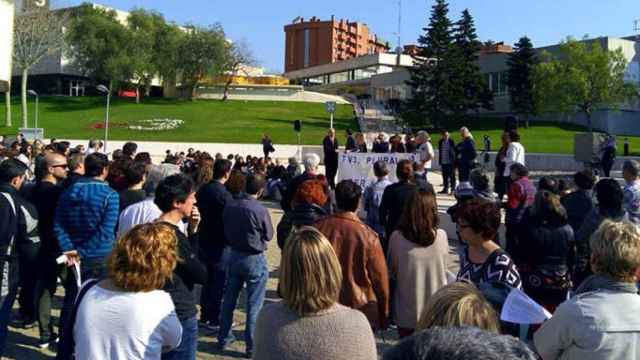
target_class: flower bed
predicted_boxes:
[128,119,184,131]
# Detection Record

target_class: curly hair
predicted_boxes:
[106,223,178,292]
[456,200,501,240]
[294,179,328,206]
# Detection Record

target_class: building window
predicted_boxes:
[487,72,508,96]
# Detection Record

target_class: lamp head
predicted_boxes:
[96,85,110,94]
[27,90,37,96]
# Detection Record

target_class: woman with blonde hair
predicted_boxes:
[69,223,183,359]
[254,227,377,360]
[417,282,500,333]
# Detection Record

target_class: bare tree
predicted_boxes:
[13,7,68,128]
[222,39,257,102]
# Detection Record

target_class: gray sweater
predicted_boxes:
[253,302,377,360]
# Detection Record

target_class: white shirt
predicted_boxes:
[419,142,435,169]
[74,285,182,360]
[118,199,187,239]
[504,142,525,177]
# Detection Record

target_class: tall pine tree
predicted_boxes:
[403,0,454,129]
[451,9,493,118]
[506,36,538,127]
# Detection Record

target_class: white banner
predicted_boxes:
[0,1,15,89]
[336,152,421,189]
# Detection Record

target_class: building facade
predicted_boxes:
[284,16,389,73]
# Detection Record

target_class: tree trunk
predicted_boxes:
[524,113,530,128]
[190,84,197,101]
[21,68,28,129]
[4,90,11,127]
[222,79,232,102]
[586,111,592,133]
[135,86,140,104]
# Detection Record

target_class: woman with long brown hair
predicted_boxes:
[387,188,449,338]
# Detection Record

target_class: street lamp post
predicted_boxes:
[96,85,111,153]
[27,90,38,129]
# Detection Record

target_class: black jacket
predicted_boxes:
[372,141,390,153]
[561,190,595,234]
[345,136,357,151]
[31,181,64,256]
[379,181,417,250]
[196,180,232,260]
[277,203,327,249]
[438,138,456,165]
[518,213,574,269]
[323,136,339,163]
[456,137,477,165]
[162,223,207,321]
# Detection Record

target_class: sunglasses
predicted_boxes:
[52,164,68,169]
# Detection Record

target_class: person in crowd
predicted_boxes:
[119,161,147,212]
[69,224,182,360]
[447,168,499,230]
[355,132,368,152]
[134,152,152,166]
[261,134,275,160]
[390,134,406,153]
[62,152,84,189]
[384,326,536,360]
[416,130,434,171]
[599,134,616,178]
[404,134,417,154]
[561,169,596,233]
[622,159,640,224]
[517,191,573,311]
[538,177,559,194]
[456,127,477,182]
[85,139,99,155]
[155,174,207,360]
[456,200,522,289]
[323,129,339,189]
[504,163,536,257]
[122,142,138,160]
[55,152,119,280]
[438,129,456,195]
[277,179,328,249]
[31,153,67,349]
[379,160,417,253]
[196,159,232,330]
[218,174,272,358]
[345,129,357,151]
[363,161,392,239]
[416,282,500,333]
[534,220,640,360]
[388,189,449,338]
[314,180,389,330]
[117,164,182,239]
[254,227,377,360]
[502,130,525,180]
[0,159,30,355]
[574,178,627,287]
[281,153,321,212]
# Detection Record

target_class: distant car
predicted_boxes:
[118,89,138,98]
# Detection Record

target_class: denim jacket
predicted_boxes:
[363,177,392,235]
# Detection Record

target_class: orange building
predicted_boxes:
[284,16,389,73]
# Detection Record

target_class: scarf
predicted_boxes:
[575,274,638,295]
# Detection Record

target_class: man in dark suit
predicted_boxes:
[438,130,457,194]
[323,129,339,189]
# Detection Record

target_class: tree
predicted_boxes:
[403,0,455,129]
[177,24,227,100]
[65,4,133,93]
[221,39,256,101]
[451,9,492,117]
[152,21,184,97]
[126,8,164,103]
[506,36,538,127]
[12,7,68,128]
[533,38,635,132]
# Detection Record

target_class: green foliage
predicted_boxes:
[506,36,538,125]
[126,8,166,101]
[533,38,636,131]
[177,25,228,100]
[65,4,133,87]
[404,0,455,129]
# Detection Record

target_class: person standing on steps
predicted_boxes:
[323,129,339,189]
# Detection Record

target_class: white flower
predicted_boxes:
[128,119,184,131]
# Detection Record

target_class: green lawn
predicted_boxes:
[1,96,639,155]
[438,117,640,156]
[0,97,357,146]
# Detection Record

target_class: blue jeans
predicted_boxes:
[217,249,268,352]
[162,316,198,360]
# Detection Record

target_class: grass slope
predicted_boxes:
[0,97,356,146]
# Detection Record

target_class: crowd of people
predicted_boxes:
[0,127,636,360]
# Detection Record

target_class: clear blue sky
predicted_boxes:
[61,0,640,73]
